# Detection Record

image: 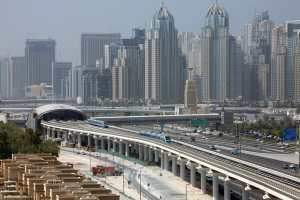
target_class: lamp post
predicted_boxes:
[139,168,142,200]
[234,121,243,156]
[293,115,300,169]
[185,183,189,200]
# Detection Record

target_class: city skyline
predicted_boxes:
[1,0,300,65]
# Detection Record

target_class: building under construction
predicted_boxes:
[0,153,119,200]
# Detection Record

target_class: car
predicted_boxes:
[231,148,241,155]
[282,164,289,169]
[288,164,299,171]
[209,145,217,150]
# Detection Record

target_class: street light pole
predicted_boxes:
[122,167,125,193]
[298,123,300,169]
[139,168,142,200]
[185,184,188,200]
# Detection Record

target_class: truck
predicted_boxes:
[91,165,116,176]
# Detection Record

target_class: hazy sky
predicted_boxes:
[1,0,300,65]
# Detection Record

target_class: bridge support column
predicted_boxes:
[100,137,105,150]
[77,134,82,148]
[64,132,69,144]
[179,159,186,181]
[164,152,169,171]
[125,142,129,157]
[171,156,177,176]
[224,176,230,200]
[87,135,92,147]
[148,148,153,162]
[154,149,159,163]
[138,144,143,160]
[242,185,250,200]
[107,138,111,152]
[212,173,219,200]
[112,140,117,153]
[50,129,54,139]
[94,136,99,151]
[160,151,164,169]
[198,167,207,194]
[143,146,148,162]
[47,128,51,140]
[119,141,124,156]
[190,163,196,187]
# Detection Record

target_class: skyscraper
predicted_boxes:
[286,21,300,100]
[144,4,185,104]
[104,43,120,70]
[25,39,56,86]
[229,36,243,99]
[0,58,12,98]
[257,55,270,100]
[81,33,121,66]
[112,45,144,101]
[293,32,300,102]
[241,11,273,101]
[11,57,26,98]
[201,2,230,102]
[52,62,72,98]
[271,25,287,102]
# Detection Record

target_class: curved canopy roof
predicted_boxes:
[35,104,82,116]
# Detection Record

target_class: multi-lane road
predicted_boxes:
[43,120,300,200]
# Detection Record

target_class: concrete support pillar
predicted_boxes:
[100,137,105,150]
[77,134,82,148]
[212,173,219,200]
[47,128,51,139]
[179,160,186,180]
[119,141,124,155]
[148,148,153,162]
[107,138,111,152]
[138,144,143,160]
[94,136,99,151]
[51,129,55,138]
[190,164,196,187]
[154,149,159,163]
[64,132,69,143]
[164,152,169,171]
[172,156,177,176]
[125,142,129,157]
[224,177,230,200]
[143,146,148,161]
[160,151,164,169]
[200,169,207,194]
[242,185,250,200]
[87,135,92,147]
[112,140,117,153]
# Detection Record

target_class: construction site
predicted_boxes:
[0,153,120,200]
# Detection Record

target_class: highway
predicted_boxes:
[42,120,300,200]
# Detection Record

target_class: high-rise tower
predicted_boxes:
[81,33,121,66]
[25,39,56,86]
[201,2,230,102]
[144,4,185,104]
